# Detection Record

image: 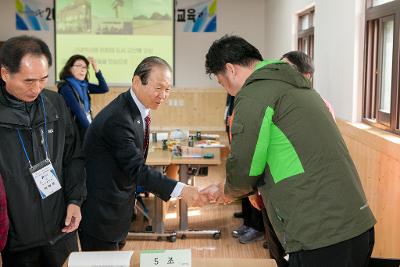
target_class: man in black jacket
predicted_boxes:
[79,56,204,251]
[0,36,86,266]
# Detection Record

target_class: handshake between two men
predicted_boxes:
[179,183,233,207]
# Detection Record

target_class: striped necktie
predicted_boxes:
[143,114,151,155]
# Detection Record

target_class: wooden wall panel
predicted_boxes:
[338,120,400,259]
[90,87,126,116]
[90,87,227,131]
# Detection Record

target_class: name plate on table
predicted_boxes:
[140,249,191,267]
[68,251,133,267]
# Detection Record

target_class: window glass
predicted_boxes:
[300,15,310,30]
[380,19,394,113]
[372,0,394,6]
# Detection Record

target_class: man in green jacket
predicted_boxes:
[203,35,376,267]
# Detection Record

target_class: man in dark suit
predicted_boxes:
[79,56,203,251]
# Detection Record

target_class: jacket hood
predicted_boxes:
[244,62,312,90]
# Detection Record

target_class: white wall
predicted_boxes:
[264,0,365,122]
[264,0,313,59]
[0,0,56,84]
[175,0,266,88]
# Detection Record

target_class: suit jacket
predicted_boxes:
[80,90,177,242]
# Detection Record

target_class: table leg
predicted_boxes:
[153,166,164,234]
[154,196,164,233]
[179,164,189,230]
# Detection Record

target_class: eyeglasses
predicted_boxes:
[72,64,88,70]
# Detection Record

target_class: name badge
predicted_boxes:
[140,249,191,267]
[30,159,61,199]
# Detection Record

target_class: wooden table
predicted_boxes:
[146,146,172,166]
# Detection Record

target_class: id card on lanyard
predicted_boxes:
[17,95,62,199]
[29,158,61,199]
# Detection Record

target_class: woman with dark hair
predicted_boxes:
[58,55,109,141]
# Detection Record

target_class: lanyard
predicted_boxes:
[16,95,49,168]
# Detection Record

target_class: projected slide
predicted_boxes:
[56,0,173,85]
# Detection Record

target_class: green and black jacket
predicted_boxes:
[226,61,376,253]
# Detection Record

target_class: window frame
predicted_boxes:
[297,7,315,59]
[363,0,400,133]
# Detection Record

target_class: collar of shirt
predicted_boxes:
[130,88,150,131]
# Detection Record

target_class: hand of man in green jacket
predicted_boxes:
[248,193,263,211]
[200,183,232,204]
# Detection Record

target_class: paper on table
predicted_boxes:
[195,140,225,148]
[201,134,220,140]
[68,251,133,267]
[180,146,202,158]
[195,144,225,148]
[157,132,169,141]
